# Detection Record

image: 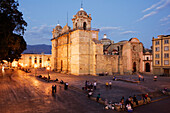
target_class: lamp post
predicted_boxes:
[34,64,37,76]
[25,64,28,76]
[46,66,50,82]
[25,64,27,72]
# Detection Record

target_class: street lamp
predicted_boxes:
[25,64,27,72]
[34,64,37,76]
[46,66,50,82]
[19,63,23,70]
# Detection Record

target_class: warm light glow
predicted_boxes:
[34,64,37,68]
[46,66,50,71]
[25,64,27,67]
[12,60,18,67]
[20,63,23,67]
[33,80,39,87]
[3,60,8,63]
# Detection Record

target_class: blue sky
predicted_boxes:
[18,0,170,48]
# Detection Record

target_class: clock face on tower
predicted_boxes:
[92,33,96,38]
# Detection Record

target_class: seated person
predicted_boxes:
[126,103,133,112]
[60,80,64,84]
[113,76,117,80]
[88,91,93,98]
[54,78,58,81]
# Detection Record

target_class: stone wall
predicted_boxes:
[96,55,119,75]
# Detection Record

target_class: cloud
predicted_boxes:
[120,31,137,35]
[24,24,55,45]
[142,0,164,12]
[99,26,122,38]
[156,0,170,10]
[138,0,170,21]
[160,15,170,21]
[161,21,170,26]
[100,27,122,31]
[138,11,157,21]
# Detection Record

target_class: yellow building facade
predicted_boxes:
[14,53,51,68]
[152,35,170,75]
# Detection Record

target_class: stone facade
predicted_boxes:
[51,8,144,75]
[103,38,143,75]
[51,8,100,75]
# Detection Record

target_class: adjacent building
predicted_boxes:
[143,49,152,73]
[152,35,170,75]
[12,53,51,68]
[102,38,144,75]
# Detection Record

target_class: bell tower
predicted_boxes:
[72,7,92,30]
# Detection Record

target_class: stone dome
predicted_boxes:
[76,8,87,16]
[61,23,71,34]
[55,24,62,30]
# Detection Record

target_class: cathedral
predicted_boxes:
[51,7,143,75]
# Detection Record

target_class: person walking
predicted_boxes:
[106,82,109,88]
[109,81,112,89]
[154,75,157,81]
[85,80,88,88]
[96,93,101,102]
[138,74,141,81]
[52,85,54,93]
[54,85,56,93]
[93,81,97,90]
[64,82,68,90]
[48,75,50,82]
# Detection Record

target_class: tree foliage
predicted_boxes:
[0,0,27,62]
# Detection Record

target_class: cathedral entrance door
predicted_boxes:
[145,63,150,72]
[133,62,136,72]
[164,69,169,75]
[61,60,63,71]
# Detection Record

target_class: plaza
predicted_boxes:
[34,68,170,102]
[1,1,170,113]
[1,68,169,113]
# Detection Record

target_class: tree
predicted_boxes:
[0,0,27,62]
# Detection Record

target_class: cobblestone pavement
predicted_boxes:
[0,69,115,113]
[132,96,170,113]
[35,69,170,103]
[1,68,170,113]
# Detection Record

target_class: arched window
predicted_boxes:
[39,58,42,63]
[47,58,50,61]
[34,57,37,63]
[117,46,119,51]
[83,22,86,30]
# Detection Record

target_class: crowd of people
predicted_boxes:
[118,93,151,112]
[83,80,97,98]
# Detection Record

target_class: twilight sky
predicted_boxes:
[18,0,170,48]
